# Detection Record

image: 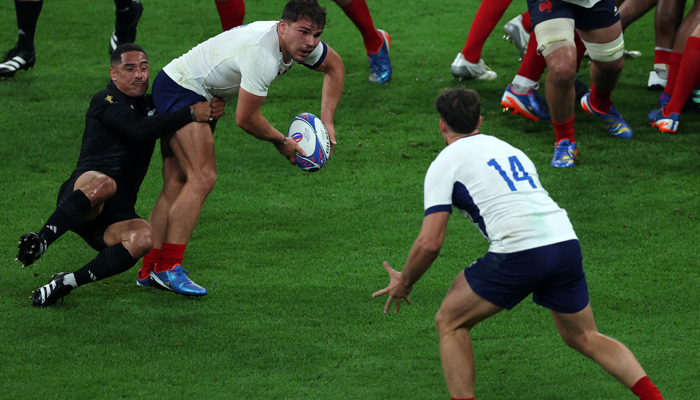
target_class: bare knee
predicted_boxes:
[127,225,154,258]
[188,164,217,196]
[561,329,598,355]
[547,56,578,87]
[83,175,117,204]
[435,308,468,338]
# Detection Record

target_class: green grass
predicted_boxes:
[1,0,699,399]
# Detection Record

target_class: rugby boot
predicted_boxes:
[368,29,392,83]
[149,264,207,296]
[648,108,679,133]
[16,232,47,267]
[0,46,36,78]
[551,139,577,168]
[450,53,496,81]
[580,93,633,139]
[32,273,73,307]
[503,15,529,58]
[500,84,550,121]
[109,0,144,54]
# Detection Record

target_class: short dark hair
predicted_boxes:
[435,87,481,134]
[281,0,327,28]
[110,43,148,67]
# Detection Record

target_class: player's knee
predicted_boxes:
[561,330,595,353]
[89,175,117,201]
[547,58,578,85]
[582,34,625,64]
[434,308,459,336]
[129,225,154,258]
[196,165,218,195]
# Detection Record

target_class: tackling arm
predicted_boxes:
[313,45,344,154]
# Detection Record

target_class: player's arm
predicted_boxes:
[312,45,344,155]
[236,88,305,164]
[372,211,450,313]
[102,101,213,142]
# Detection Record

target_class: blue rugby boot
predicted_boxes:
[580,93,633,139]
[658,92,671,108]
[500,84,550,121]
[648,108,679,133]
[368,29,392,83]
[136,268,150,287]
[149,264,207,296]
[551,139,577,168]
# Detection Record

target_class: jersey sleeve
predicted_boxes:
[302,41,328,69]
[424,158,456,216]
[236,45,279,97]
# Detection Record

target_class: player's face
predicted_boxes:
[279,18,323,63]
[109,51,149,98]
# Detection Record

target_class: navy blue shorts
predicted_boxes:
[527,0,620,31]
[152,70,207,114]
[463,239,589,314]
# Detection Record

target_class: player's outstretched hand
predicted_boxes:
[372,261,413,314]
[211,96,225,119]
[324,120,337,157]
[190,101,214,123]
[275,138,306,165]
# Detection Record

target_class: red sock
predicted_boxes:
[589,81,613,114]
[461,0,514,63]
[340,0,382,54]
[215,0,245,31]
[575,33,586,72]
[654,48,671,65]
[631,376,664,400]
[665,36,700,115]
[516,33,546,81]
[156,242,187,273]
[139,247,161,280]
[521,11,532,33]
[662,51,682,97]
[553,115,576,143]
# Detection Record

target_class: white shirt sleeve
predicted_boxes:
[424,157,456,216]
[236,45,280,97]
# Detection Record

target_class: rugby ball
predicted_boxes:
[287,113,330,172]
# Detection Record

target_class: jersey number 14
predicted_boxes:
[487,156,537,191]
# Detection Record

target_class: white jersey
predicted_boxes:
[162,21,328,102]
[424,134,577,254]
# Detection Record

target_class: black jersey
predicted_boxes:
[73,81,193,206]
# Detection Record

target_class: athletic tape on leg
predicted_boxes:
[534,18,576,57]
[582,34,625,62]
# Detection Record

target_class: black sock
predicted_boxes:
[39,190,92,246]
[14,0,43,52]
[72,243,138,286]
[114,0,135,24]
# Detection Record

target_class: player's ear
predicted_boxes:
[439,118,447,134]
[476,115,483,130]
[109,67,117,81]
[279,19,288,34]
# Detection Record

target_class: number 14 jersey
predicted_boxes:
[424,134,577,254]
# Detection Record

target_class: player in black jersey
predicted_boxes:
[16,43,222,307]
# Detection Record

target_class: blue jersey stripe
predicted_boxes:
[304,42,328,70]
[453,181,488,239]
[425,204,452,216]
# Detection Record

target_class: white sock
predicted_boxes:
[512,75,537,93]
[62,273,78,288]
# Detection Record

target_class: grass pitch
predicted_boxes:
[0,0,698,399]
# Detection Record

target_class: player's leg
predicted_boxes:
[146,123,214,296]
[502,32,551,121]
[0,0,42,78]
[578,16,633,139]
[654,0,686,92]
[649,23,700,132]
[550,305,665,399]
[109,0,143,54]
[333,0,391,83]
[619,0,658,30]
[435,272,504,399]
[139,137,185,285]
[215,0,245,31]
[32,218,152,307]
[451,0,511,80]
[17,171,116,267]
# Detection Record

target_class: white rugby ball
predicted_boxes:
[287,113,330,172]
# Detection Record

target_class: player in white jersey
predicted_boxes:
[139,0,345,296]
[372,88,665,400]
